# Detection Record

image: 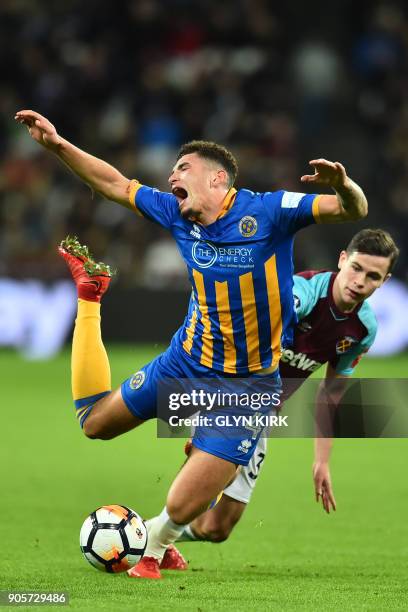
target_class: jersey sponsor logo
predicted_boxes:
[218,246,254,268]
[129,370,146,390]
[191,241,255,269]
[336,336,358,354]
[280,349,322,372]
[239,216,258,237]
[192,241,218,268]
[281,192,306,208]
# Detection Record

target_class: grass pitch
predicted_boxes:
[1,346,408,611]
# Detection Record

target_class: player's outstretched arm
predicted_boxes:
[312,364,351,513]
[314,387,336,514]
[301,159,368,223]
[15,110,132,208]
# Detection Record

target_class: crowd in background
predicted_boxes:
[1,0,407,288]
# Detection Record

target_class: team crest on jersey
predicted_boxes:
[336,336,357,354]
[130,370,146,390]
[239,216,258,237]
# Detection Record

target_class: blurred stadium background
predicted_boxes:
[1,0,408,359]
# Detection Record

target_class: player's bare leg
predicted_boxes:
[59,236,142,438]
[166,436,267,561]
[188,494,246,542]
[159,460,240,570]
[81,388,143,440]
[128,447,237,579]
[166,447,237,524]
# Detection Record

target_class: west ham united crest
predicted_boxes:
[130,370,146,389]
[336,336,357,354]
[239,216,258,237]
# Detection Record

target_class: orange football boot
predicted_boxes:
[160,545,188,570]
[127,557,162,579]
[58,235,112,302]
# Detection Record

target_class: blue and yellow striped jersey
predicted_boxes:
[129,183,321,374]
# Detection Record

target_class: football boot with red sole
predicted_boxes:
[159,545,188,570]
[58,235,113,302]
[127,556,162,579]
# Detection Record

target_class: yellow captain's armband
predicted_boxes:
[312,195,323,224]
[128,179,143,215]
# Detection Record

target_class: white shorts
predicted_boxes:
[223,437,268,504]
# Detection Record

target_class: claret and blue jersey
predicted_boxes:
[280,270,378,399]
[129,182,322,375]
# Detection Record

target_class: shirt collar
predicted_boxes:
[216,188,237,220]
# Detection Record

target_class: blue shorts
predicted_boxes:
[121,344,281,466]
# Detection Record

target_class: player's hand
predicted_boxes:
[313,461,336,514]
[14,110,61,151]
[301,159,349,192]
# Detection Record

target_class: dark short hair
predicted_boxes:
[346,229,399,273]
[177,140,238,188]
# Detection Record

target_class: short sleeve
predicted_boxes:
[334,304,378,376]
[293,273,331,320]
[128,183,178,230]
[262,190,321,235]
[334,341,371,376]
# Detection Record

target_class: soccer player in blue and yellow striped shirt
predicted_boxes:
[16,109,368,578]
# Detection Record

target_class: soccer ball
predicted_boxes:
[79,505,148,573]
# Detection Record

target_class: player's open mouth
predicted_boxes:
[172,186,188,202]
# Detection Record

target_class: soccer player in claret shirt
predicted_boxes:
[166,228,399,559]
[16,109,368,579]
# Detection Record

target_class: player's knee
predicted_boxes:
[82,418,102,439]
[82,415,115,440]
[200,517,233,543]
[167,492,207,525]
[204,525,230,543]
[166,500,191,526]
